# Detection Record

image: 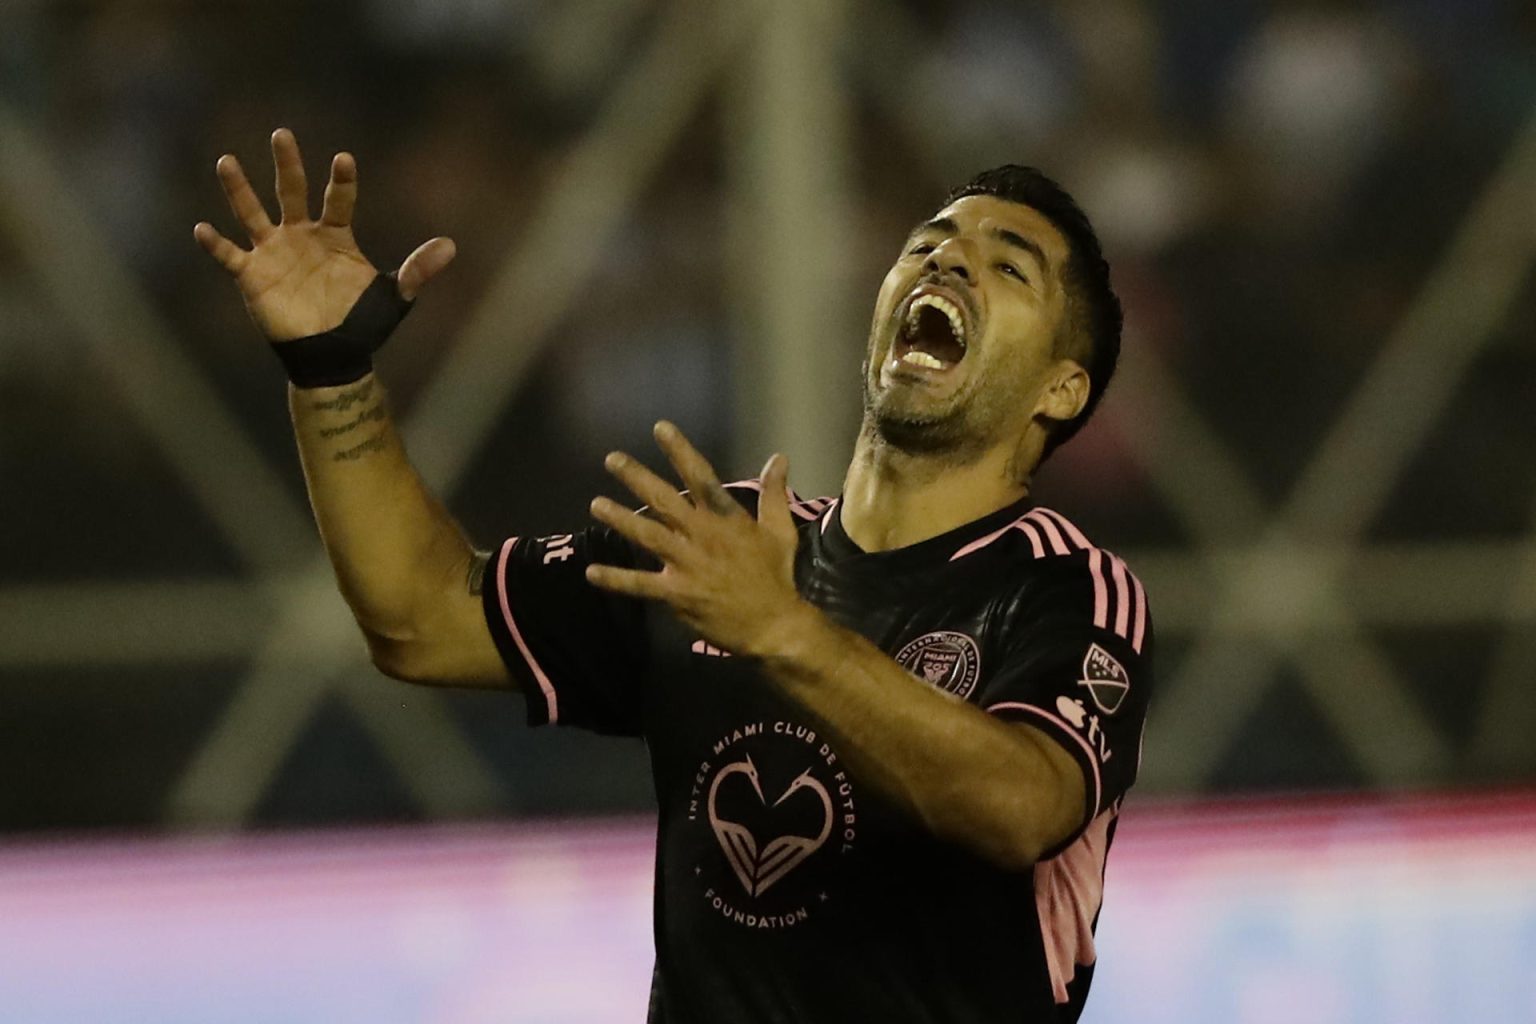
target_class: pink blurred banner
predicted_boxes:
[2,792,1533,1023]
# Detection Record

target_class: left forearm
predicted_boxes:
[755,604,1083,868]
[577,427,1083,865]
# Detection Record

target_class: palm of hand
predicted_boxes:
[195,128,454,344]
[238,225,375,341]
[586,426,810,661]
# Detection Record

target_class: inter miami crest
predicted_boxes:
[895,631,981,699]
[1078,643,1130,715]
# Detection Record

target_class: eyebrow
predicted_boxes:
[909,217,1051,276]
[911,216,958,238]
[994,228,1050,275]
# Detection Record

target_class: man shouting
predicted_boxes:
[196,127,1151,1023]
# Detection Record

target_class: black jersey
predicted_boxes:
[481,483,1153,1024]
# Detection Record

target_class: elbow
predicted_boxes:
[979,814,1075,871]
[925,797,1056,871]
[993,800,1088,870]
[366,633,439,685]
[952,785,1082,871]
[972,821,1051,872]
[999,827,1055,870]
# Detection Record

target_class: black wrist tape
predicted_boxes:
[271,272,414,389]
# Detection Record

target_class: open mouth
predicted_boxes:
[893,292,968,372]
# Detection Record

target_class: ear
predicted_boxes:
[1035,360,1090,426]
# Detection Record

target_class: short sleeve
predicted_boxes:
[481,525,651,736]
[978,552,1153,840]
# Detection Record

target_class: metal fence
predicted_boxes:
[1,0,1533,833]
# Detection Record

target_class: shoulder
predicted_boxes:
[956,505,1150,652]
[720,478,836,526]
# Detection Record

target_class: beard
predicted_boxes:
[860,359,996,462]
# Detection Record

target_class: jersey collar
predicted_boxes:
[815,492,1035,575]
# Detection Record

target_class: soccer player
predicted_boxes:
[196,128,1151,1023]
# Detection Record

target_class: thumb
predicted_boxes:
[758,453,794,541]
[396,236,456,300]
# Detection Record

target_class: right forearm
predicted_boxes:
[289,374,474,641]
[198,129,499,683]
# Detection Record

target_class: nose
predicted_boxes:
[923,235,974,283]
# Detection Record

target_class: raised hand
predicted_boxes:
[193,128,455,342]
[586,421,814,659]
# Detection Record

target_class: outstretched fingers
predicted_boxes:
[757,453,794,541]
[270,128,310,224]
[192,222,248,275]
[215,154,274,241]
[604,451,694,526]
[585,563,672,600]
[589,496,682,563]
[396,237,457,300]
[320,152,357,227]
[654,422,739,517]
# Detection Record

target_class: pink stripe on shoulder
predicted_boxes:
[495,538,559,724]
[785,488,835,521]
[949,518,1021,561]
[1129,571,1147,654]
[1025,510,1072,555]
[1087,549,1109,630]
[1109,555,1131,638]
[1005,506,1147,648]
[727,478,833,521]
[948,505,1091,563]
[986,701,1102,815]
[819,497,840,534]
[1033,506,1092,549]
[1017,519,1046,558]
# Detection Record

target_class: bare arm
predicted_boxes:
[289,374,507,686]
[751,610,1084,868]
[195,128,507,688]
[586,424,1085,868]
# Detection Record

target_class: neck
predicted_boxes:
[839,422,1038,552]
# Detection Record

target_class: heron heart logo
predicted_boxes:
[709,756,832,898]
[687,720,857,930]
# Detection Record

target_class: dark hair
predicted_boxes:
[944,165,1122,460]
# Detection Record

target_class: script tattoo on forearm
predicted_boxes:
[317,404,387,439]
[331,432,388,462]
[310,379,374,413]
[309,379,391,463]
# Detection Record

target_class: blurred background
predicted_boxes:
[1,0,1534,1020]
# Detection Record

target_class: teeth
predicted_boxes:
[901,350,947,369]
[906,294,966,344]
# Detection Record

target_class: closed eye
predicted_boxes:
[907,243,935,256]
